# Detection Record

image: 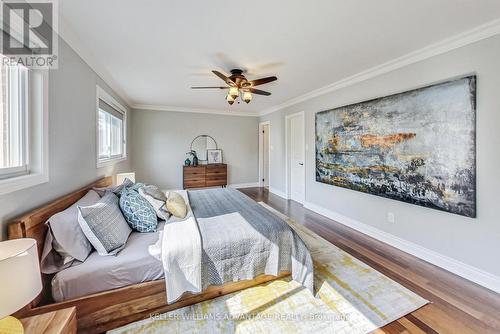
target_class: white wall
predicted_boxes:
[0,38,131,240]
[260,35,500,289]
[131,109,259,189]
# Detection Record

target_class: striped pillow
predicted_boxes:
[78,192,131,256]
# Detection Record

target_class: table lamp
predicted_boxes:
[0,238,43,333]
[116,172,136,185]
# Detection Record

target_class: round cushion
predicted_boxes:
[166,191,187,218]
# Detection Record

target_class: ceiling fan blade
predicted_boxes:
[249,88,271,96]
[191,86,227,89]
[248,76,277,87]
[212,70,236,87]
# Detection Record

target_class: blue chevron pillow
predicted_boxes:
[119,187,158,232]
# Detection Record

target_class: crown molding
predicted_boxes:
[131,104,258,117]
[57,17,133,107]
[58,14,500,118]
[259,18,500,116]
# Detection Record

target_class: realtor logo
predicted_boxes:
[1,0,58,68]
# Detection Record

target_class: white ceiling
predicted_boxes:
[60,0,500,115]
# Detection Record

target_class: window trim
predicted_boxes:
[96,86,127,168]
[0,68,49,195]
[0,166,28,178]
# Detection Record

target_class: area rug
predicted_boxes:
[109,203,428,334]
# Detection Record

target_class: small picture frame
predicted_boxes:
[207,149,223,164]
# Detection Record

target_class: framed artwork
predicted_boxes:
[315,76,476,217]
[207,149,223,164]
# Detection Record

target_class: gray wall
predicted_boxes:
[131,109,259,189]
[0,38,132,240]
[261,35,500,278]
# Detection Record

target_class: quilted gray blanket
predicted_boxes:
[188,188,314,293]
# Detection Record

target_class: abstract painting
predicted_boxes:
[315,76,476,217]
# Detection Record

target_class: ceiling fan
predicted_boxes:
[192,69,277,105]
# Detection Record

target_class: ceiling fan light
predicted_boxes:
[229,87,239,98]
[243,91,252,104]
[226,94,235,105]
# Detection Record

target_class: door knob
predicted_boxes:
[299,163,304,166]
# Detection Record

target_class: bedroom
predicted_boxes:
[0,1,499,333]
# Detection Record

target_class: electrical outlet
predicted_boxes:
[387,212,395,223]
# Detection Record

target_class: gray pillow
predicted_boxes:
[40,190,101,274]
[78,192,131,256]
[138,185,169,220]
[93,178,134,197]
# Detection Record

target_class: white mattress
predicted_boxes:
[51,223,164,302]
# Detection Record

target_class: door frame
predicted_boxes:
[258,121,271,187]
[285,111,306,203]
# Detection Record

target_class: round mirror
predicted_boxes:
[190,135,218,161]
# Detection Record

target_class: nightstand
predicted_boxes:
[20,307,76,334]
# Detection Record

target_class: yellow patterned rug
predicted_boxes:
[109,203,428,334]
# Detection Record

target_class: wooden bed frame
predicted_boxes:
[8,177,290,333]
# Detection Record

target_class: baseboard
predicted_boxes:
[269,187,288,199]
[303,201,500,294]
[228,182,260,189]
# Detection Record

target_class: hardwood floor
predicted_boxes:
[239,187,500,334]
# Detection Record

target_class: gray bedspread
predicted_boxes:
[188,188,314,292]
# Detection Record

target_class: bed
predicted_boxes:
[8,177,311,333]
[51,222,165,302]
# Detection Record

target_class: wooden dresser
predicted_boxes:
[183,164,227,189]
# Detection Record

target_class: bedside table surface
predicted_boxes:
[20,307,76,334]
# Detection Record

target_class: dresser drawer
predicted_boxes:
[206,169,226,176]
[184,172,206,180]
[184,179,206,188]
[206,165,226,174]
[184,167,206,177]
[206,179,226,187]
[206,174,226,182]
[184,176,206,184]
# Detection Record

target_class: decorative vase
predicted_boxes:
[192,156,198,167]
[184,158,191,166]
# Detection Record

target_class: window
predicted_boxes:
[98,101,123,160]
[0,63,29,179]
[96,87,126,167]
[0,65,28,179]
[0,59,48,195]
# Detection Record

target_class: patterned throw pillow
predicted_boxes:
[119,188,158,232]
[77,192,131,256]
